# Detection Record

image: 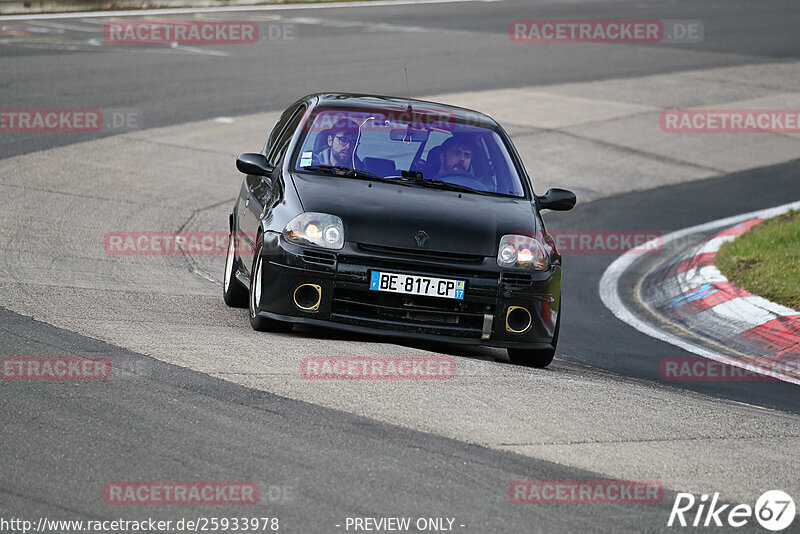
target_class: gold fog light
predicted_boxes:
[505,306,532,334]
[293,284,322,311]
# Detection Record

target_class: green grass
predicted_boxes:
[716,210,800,311]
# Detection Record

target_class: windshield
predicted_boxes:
[292,107,526,197]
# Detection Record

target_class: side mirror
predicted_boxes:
[537,188,576,211]
[236,153,274,177]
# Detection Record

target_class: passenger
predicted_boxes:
[432,135,474,178]
[314,118,363,169]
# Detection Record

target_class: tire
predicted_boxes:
[249,234,293,333]
[507,309,560,368]
[223,229,248,308]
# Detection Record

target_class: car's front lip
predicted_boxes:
[255,309,555,350]
[254,232,560,346]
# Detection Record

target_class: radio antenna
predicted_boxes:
[404,66,412,113]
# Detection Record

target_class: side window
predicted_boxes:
[267,106,306,167]
[263,102,303,156]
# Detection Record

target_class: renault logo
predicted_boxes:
[414,230,429,247]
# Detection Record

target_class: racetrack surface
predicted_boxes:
[3,0,800,158]
[2,0,800,532]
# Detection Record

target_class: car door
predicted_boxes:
[238,104,306,276]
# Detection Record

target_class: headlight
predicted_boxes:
[283,212,344,250]
[497,234,548,270]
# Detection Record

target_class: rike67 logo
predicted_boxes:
[668,490,795,531]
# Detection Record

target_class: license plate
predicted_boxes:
[369,271,465,300]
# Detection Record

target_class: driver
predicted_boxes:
[433,135,474,178]
[313,118,363,169]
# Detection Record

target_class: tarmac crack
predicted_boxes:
[505,112,726,174]
[0,182,186,209]
[122,135,238,156]
[176,197,236,284]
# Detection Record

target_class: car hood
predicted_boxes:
[291,173,538,256]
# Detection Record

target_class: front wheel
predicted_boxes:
[249,235,293,333]
[507,311,560,368]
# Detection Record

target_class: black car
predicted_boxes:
[223,93,575,367]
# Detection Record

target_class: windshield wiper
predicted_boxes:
[385,174,488,195]
[423,179,487,195]
[302,165,488,195]
[301,165,386,182]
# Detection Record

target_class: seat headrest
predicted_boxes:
[424,146,443,178]
[314,130,331,154]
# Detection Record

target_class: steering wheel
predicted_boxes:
[436,171,488,191]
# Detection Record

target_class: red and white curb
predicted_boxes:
[600,200,800,384]
[644,219,800,357]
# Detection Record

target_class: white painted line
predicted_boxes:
[691,305,758,338]
[20,25,54,33]
[0,0,499,21]
[599,200,800,385]
[693,234,736,255]
[29,20,102,32]
[281,15,427,32]
[169,42,227,56]
[677,265,727,293]
[711,296,799,325]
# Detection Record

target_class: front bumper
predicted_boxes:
[255,232,560,348]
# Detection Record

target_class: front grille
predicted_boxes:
[501,271,534,288]
[302,250,336,267]
[357,243,484,263]
[330,287,487,337]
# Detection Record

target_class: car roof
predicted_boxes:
[301,92,499,129]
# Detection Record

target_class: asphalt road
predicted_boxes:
[0,307,680,533]
[3,165,798,533]
[2,0,800,158]
[554,159,800,413]
[2,1,800,533]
